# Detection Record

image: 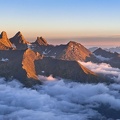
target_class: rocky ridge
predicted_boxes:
[0,31,109,86]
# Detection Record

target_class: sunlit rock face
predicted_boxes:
[56,41,92,61]
[0,31,13,50]
[0,49,42,87]
[22,48,43,80]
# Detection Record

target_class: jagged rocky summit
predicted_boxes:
[0,31,13,50]
[10,31,29,50]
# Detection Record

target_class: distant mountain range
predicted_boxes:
[89,46,120,53]
[0,31,119,86]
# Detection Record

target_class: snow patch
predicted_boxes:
[1,58,9,62]
[41,71,45,73]
[12,44,16,49]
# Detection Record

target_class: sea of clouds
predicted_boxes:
[0,76,120,120]
[1,61,120,120]
[79,61,120,82]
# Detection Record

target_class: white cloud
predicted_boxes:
[79,61,120,82]
[0,78,120,119]
[38,75,57,81]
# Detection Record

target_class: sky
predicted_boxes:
[0,0,120,47]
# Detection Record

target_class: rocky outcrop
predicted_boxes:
[0,31,13,50]
[10,31,29,50]
[22,49,43,80]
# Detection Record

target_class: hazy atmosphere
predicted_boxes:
[1,0,120,47]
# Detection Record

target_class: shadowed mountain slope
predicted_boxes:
[87,48,120,69]
[10,31,29,50]
[32,40,92,61]
[35,57,101,83]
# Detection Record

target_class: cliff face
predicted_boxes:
[0,31,13,50]
[22,49,43,80]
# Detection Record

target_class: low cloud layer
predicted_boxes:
[94,55,111,61]
[79,61,120,82]
[0,77,120,120]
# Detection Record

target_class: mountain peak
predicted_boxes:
[35,36,48,46]
[14,31,26,41]
[94,48,119,58]
[10,31,29,50]
[16,31,22,36]
[57,41,92,61]
[67,41,82,47]
[0,31,8,39]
